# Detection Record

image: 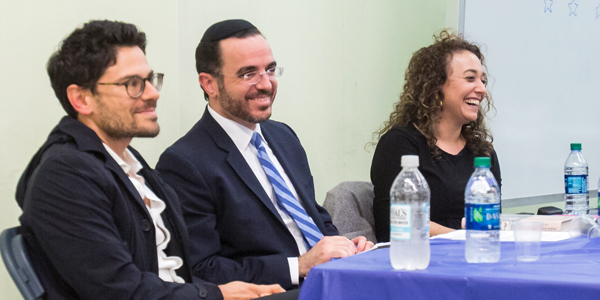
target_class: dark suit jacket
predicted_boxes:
[16,116,222,300]
[156,108,338,289]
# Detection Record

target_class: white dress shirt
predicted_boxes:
[103,144,185,284]
[208,105,307,284]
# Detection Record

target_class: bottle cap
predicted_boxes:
[570,143,582,150]
[401,155,419,167]
[474,157,491,167]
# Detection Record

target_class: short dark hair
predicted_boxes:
[194,28,262,100]
[47,20,147,118]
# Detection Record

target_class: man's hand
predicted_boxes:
[351,236,375,252]
[298,236,358,276]
[218,281,285,300]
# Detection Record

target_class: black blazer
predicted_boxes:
[157,108,338,289]
[17,116,222,300]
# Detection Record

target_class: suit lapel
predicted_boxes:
[201,110,285,225]
[262,123,328,233]
[103,156,150,218]
[50,117,151,220]
[262,124,309,204]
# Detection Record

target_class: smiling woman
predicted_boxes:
[370,30,502,242]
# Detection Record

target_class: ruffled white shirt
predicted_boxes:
[103,144,185,283]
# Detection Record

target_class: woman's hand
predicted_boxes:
[430,221,455,237]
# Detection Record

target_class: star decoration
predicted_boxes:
[544,0,553,13]
[596,3,600,19]
[569,0,578,16]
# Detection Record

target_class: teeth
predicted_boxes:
[465,99,480,106]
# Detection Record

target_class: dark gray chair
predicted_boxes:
[537,206,563,215]
[323,181,377,243]
[0,226,45,300]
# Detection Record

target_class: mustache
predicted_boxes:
[246,90,273,99]
[133,101,157,113]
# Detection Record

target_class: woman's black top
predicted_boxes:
[370,123,501,242]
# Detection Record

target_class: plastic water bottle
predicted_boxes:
[564,143,589,215]
[465,157,500,263]
[389,155,430,270]
[568,215,600,238]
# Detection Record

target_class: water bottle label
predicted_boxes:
[465,203,500,231]
[564,175,588,194]
[390,204,411,240]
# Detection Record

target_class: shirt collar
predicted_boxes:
[207,104,266,153]
[102,143,143,176]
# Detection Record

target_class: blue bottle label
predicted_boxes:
[564,175,587,194]
[465,203,500,231]
[390,204,411,240]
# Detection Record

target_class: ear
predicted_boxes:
[198,72,218,98]
[66,84,93,115]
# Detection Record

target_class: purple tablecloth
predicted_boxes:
[298,237,600,300]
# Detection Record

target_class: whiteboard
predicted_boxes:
[460,0,600,200]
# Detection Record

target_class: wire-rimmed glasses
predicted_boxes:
[222,67,283,85]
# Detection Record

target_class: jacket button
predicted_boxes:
[141,220,151,231]
[198,288,207,297]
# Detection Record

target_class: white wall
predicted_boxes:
[446,0,462,29]
[0,1,446,298]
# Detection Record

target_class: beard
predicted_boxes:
[217,80,273,124]
[95,97,160,139]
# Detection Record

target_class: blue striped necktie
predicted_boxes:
[251,132,324,248]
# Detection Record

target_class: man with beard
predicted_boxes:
[156,19,373,291]
[15,20,285,300]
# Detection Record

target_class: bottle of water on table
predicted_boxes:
[564,143,589,215]
[389,155,430,270]
[465,157,500,263]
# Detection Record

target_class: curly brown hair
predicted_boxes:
[374,30,495,158]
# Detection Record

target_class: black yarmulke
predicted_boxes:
[201,19,257,42]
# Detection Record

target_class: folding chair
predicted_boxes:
[0,226,45,300]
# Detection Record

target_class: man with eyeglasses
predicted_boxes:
[15,20,286,300]
[156,19,373,292]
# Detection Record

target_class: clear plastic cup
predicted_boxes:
[513,222,544,262]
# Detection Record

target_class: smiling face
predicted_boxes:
[441,50,487,126]
[210,34,277,129]
[88,46,160,142]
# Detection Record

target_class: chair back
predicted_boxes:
[0,226,45,300]
[323,181,377,243]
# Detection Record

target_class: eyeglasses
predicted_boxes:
[222,67,284,85]
[97,73,164,98]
